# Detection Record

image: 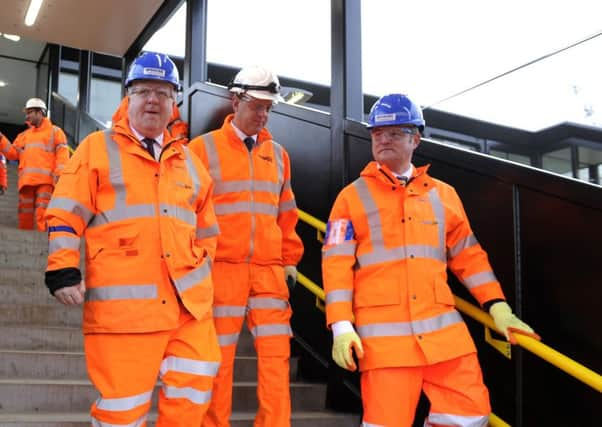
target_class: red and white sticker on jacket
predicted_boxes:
[325,218,354,245]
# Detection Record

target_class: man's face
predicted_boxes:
[25,108,44,127]
[127,80,175,138]
[232,95,273,136]
[371,125,420,171]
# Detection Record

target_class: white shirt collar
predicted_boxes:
[231,121,257,145]
[378,163,413,181]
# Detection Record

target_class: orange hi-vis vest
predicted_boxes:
[322,162,506,370]
[0,118,68,190]
[188,114,303,266]
[0,152,7,189]
[45,118,219,333]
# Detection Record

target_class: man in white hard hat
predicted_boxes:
[189,66,304,427]
[0,97,69,230]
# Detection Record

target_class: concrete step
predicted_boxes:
[0,225,48,244]
[0,304,82,327]
[0,378,328,413]
[0,269,51,304]
[0,325,83,351]
[0,410,359,426]
[0,247,48,270]
[0,350,298,383]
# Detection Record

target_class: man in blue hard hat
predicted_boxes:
[44,51,221,426]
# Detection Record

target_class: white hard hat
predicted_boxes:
[24,98,47,113]
[228,66,284,103]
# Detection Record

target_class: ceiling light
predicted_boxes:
[0,81,7,87]
[25,0,44,27]
[3,34,21,42]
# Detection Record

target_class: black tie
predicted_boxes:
[243,137,254,152]
[398,176,409,186]
[142,138,156,159]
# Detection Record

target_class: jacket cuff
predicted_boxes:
[483,298,506,311]
[45,268,82,296]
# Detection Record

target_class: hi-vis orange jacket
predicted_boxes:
[0,118,68,190]
[188,114,303,266]
[322,162,506,370]
[0,153,7,190]
[112,97,189,142]
[45,117,218,334]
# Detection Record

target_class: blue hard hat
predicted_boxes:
[125,51,180,90]
[367,94,425,132]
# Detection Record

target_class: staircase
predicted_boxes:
[0,163,359,426]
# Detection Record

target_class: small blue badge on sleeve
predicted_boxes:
[325,219,354,245]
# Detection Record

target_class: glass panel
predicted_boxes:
[36,48,49,105]
[508,153,531,166]
[577,146,602,185]
[58,72,78,106]
[90,77,121,127]
[143,2,186,57]
[206,0,330,87]
[542,148,572,177]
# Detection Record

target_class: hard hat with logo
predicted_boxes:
[228,65,284,103]
[367,94,425,132]
[125,51,180,90]
[23,98,47,114]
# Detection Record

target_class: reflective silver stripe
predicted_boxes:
[357,244,444,267]
[35,201,48,208]
[85,284,157,301]
[282,179,291,192]
[95,390,152,411]
[325,289,353,305]
[23,142,48,150]
[48,197,94,225]
[248,297,288,310]
[49,236,80,255]
[362,422,385,427]
[213,305,246,318]
[159,356,220,378]
[426,412,489,427]
[202,133,221,180]
[250,323,292,337]
[218,332,240,346]
[92,415,147,427]
[20,197,34,203]
[89,204,156,227]
[162,385,212,405]
[18,208,34,213]
[55,143,68,149]
[38,192,53,199]
[214,179,281,195]
[48,126,56,151]
[278,198,297,213]
[20,167,52,176]
[214,201,278,216]
[428,187,446,257]
[272,141,285,185]
[196,223,219,239]
[160,203,195,226]
[462,271,498,289]
[174,260,211,293]
[448,234,479,259]
[182,145,201,206]
[357,311,463,338]
[322,241,356,258]
[353,179,446,268]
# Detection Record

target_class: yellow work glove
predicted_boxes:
[489,301,541,344]
[284,265,297,292]
[332,331,364,371]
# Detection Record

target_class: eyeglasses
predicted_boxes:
[129,87,174,101]
[239,95,274,113]
[371,127,417,140]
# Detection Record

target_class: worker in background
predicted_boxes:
[0,99,68,230]
[322,93,540,427]
[0,151,7,195]
[112,96,189,143]
[44,51,221,427]
[188,65,304,427]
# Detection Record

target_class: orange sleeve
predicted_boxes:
[53,127,70,179]
[0,133,19,161]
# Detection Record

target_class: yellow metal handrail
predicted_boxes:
[296,208,602,394]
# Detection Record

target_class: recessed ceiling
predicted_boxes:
[0,0,164,56]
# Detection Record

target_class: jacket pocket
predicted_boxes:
[433,278,455,306]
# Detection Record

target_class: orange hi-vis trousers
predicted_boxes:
[18,184,53,231]
[203,262,293,427]
[360,353,491,427]
[85,308,221,427]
